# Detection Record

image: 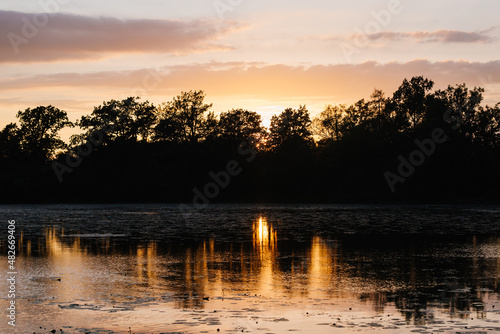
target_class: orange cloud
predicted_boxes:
[0,10,240,63]
[1,59,499,132]
[2,60,499,101]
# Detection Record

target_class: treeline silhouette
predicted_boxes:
[1,76,500,203]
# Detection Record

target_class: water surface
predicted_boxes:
[1,204,500,333]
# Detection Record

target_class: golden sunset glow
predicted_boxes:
[1,2,499,134]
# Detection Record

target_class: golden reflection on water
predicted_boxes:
[252,217,278,296]
[309,236,337,297]
[136,241,158,281]
[8,221,354,302]
[8,221,500,321]
[253,216,277,252]
[45,227,85,257]
[3,216,500,334]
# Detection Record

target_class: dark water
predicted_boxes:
[1,204,500,333]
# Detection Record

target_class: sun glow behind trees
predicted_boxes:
[1,76,500,202]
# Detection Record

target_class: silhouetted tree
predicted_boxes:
[269,106,313,149]
[217,108,265,146]
[474,103,500,148]
[16,105,72,162]
[2,79,500,203]
[75,97,157,144]
[365,89,394,135]
[341,99,373,137]
[432,84,487,140]
[313,105,346,142]
[155,90,215,144]
[0,123,21,160]
[390,76,434,133]
[370,89,386,116]
[313,90,390,143]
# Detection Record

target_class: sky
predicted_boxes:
[1,0,499,138]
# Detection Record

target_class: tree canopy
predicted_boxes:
[155,90,215,144]
[16,105,72,162]
[1,77,500,203]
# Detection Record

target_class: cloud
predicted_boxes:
[1,60,500,110]
[310,27,499,45]
[0,10,241,63]
[360,27,499,44]
[1,59,499,127]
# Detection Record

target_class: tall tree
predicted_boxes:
[16,105,72,162]
[342,99,372,136]
[390,76,434,132]
[155,90,214,144]
[76,97,157,144]
[269,105,313,149]
[313,104,346,142]
[370,89,386,116]
[474,103,500,148]
[432,84,485,138]
[217,109,265,146]
[0,123,21,160]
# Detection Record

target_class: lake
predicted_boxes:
[1,204,500,333]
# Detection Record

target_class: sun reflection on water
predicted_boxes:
[251,217,279,296]
[253,216,277,251]
[3,221,499,329]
